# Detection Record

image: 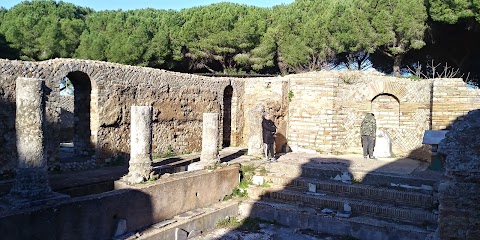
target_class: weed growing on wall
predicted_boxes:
[258,166,267,176]
[288,90,294,102]
[223,164,257,200]
[339,71,361,84]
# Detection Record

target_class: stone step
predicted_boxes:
[262,175,436,208]
[247,186,438,225]
[265,161,440,191]
[239,199,435,240]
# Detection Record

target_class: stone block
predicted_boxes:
[113,219,127,237]
[252,176,264,186]
[152,219,177,229]
[175,228,188,240]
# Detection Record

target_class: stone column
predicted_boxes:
[201,112,220,163]
[437,109,480,240]
[188,113,220,171]
[123,106,153,184]
[248,104,264,156]
[1,77,68,210]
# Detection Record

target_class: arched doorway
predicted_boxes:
[58,71,97,161]
[222,85,233,147]
[371,93,400,129]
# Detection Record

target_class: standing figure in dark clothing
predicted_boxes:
[262,112,277,162]
[360,113,377,160]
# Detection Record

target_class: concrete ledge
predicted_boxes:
[137,200,239,240]
[0,165,239,240]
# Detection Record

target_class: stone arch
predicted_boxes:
[58,70,98,161]
[222,85,233,147]
[366,80,408,102]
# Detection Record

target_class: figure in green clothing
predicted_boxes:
[360,113,377,160]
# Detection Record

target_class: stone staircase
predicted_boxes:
[240,162,440,240]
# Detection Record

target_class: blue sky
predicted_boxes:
[0,0,294,11]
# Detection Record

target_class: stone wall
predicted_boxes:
[242,77,289,153]
[252,71,480,160]
[432,79,480,130]
[0,59,241,172]
[2,59,480,173]
[438,110,480,239]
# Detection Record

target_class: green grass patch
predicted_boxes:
[217,216,242,228]
[259,181,271,188]
[217,217,276,232]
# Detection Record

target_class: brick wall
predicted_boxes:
[432,78,480,130]
[271,72,480,160]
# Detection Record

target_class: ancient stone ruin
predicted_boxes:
[0,58,479,239]
[438,109,480,239]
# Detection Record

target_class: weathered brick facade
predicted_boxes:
[241,71,480,160]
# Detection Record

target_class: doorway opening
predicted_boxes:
[58,71,97,162]
[222,85,233,147]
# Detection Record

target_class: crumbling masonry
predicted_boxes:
[1,58,480,238]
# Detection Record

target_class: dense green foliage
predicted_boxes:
[1,0,479,83]
[0,0,90,60]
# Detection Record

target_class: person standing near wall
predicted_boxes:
[361,113,377,160]
[262,112,277,162]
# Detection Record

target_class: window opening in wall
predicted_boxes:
[58,71,96,162]
[223,85,233,147]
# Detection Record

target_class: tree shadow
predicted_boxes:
[0,188,155,240]
[212,147,443,239]
[223,112,480,239]
[220,149,247,163]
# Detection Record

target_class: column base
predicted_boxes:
[0,191,70,212]
[187,162,219,171]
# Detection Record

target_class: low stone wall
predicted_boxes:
[0,164,240,240]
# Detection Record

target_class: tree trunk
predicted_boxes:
[393,54,403,77]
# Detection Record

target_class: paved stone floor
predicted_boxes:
[222,147,440,179]
[191,221,350,240]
